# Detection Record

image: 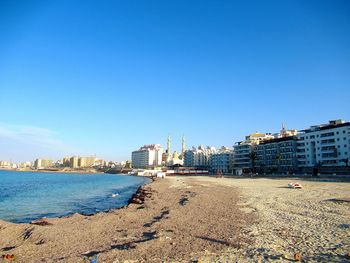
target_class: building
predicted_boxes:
[184,145,217,169]
[162,134,186,166]
[210,146,234,173]
[63,157,71,167]
[70,156,79,168]
[297,120,350,167]
[233,132,274,172]
[0,161,12,168]
[34,159,53,169]
[78,156,96,168]
[232,142,254,172]
[245,132,274,144]
[131,144,164,169]
[167,151,184,166]
[18,161,32,168]
[256,136,298,173]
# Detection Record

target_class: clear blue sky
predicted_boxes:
[0,0,349,162]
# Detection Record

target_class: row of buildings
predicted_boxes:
[232,120,349,174]
[131,135,186,169]
[131,119,350,174]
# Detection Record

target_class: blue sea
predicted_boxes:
[0,170,150,223]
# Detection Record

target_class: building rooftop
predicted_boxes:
[299,120,349,134]
[259,135,298,145]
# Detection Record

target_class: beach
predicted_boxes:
[0,176,349,262]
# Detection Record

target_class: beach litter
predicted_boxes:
[288,182,303,189]
[30,219,52,226]
[294,252,302,261]
[1,254,15,261]
[90,254,98,263]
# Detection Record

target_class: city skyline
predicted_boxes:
[1,0,350,162]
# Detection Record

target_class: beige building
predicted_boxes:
[78,156,96,168]
[0,161,11,167]
[245,132,274,145]
[34,159,53,169]
[70,156,79,168]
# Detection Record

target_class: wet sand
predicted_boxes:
[0,176,349,262]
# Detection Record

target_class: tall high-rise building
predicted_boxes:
[132,144,164,169]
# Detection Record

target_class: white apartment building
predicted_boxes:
[297,120,350,167]
[131,144,163,169]
[184,145,217,169]
[210,146,234,173]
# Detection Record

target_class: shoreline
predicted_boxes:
[0,176,349,262]
[0,168,104,174]
[0,174,152,225]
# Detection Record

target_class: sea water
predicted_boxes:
[0,170,150,223]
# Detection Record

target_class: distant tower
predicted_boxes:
[281,123,286,137]
[181,134,186,159]
[166,134,171,155]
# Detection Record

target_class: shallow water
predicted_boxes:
[0,170,149,223]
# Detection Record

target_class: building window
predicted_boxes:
[337,131,339,134]
[345,145,347,148]
[344,130,346,134]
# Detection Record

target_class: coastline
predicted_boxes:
[0,176,349,262]
[0,167,104,174]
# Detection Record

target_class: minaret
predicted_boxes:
[281,123,286,137]
[166,134,171,156]
[181,134,186,159]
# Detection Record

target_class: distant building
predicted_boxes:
[63,157,71,167]
[210,146,234,173]
[233,132,273,172]
[297,120,350,167]
[34,159,53,169]
[70,156,79,168]
[78,156,96,168]
[131,144,163,169]
[244,132,274,144]
[184,145,217,169]
[19,161,32,168]
[163,134,186,166]
[0,161,12,167]
[167,151,184,166]
[256,136,298,173]
[233,142,254,171]
[94,159,106,167]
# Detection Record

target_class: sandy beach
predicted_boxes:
[0,176,349,262]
